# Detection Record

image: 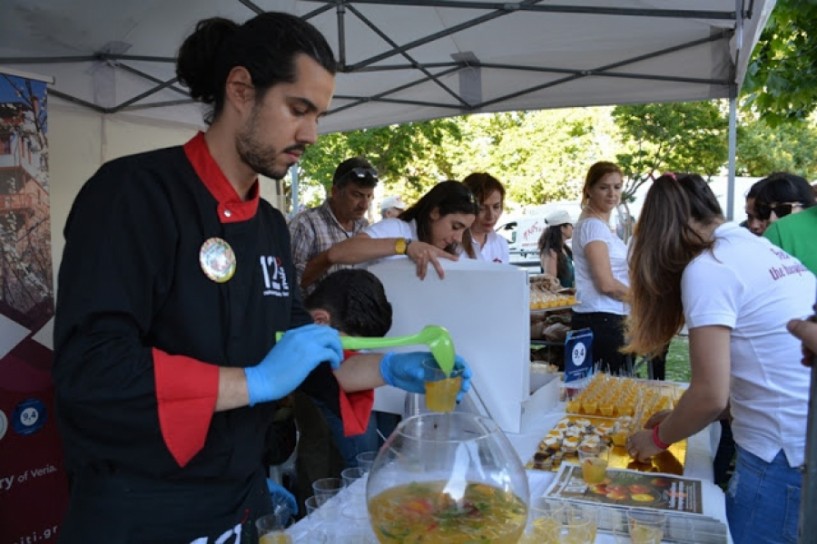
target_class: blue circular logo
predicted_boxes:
[12,398,47,435]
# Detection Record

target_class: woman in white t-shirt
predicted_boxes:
[571,161,631,374]
[303,181,479,283]
[625,174,814,544]
[461,172,510,264]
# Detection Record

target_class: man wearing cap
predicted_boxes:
[289,157,378,294]
[380,195,406,219]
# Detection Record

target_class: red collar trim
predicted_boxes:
[183,132,259,223]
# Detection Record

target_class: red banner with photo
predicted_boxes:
[0,70,69,544]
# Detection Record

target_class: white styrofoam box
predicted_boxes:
[368,257,531,432]
[530,364,559,394]
[520,373,560,432]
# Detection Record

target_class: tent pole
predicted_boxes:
[725,0,744,223]
[289,165,300,218]
[803,362,817,543]
[726,90,737,222]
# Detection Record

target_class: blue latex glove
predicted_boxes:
[266,478,298,517]
[379,352,472,402]
[245,324,342,406]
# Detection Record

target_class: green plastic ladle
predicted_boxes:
[276,325,456,375]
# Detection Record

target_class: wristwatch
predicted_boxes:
[394,237,412,255]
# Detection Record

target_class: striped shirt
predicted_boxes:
[288,200,369,295]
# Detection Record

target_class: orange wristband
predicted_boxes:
[652,424,671,450]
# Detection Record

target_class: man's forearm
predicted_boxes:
[216,367,250,411]
[659,385,726,444]
[333,353,385,392]
[301,250,331,288]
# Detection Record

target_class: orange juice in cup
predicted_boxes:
[259,532,292,544]
[578,445,609,484]
[599,402,615,417]
[582,399,598,416]
[611,429,629,447]
[423,359,463,412]
[256,513,293,544]
[627,509,666,544]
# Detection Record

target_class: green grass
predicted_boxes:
[665,335,691,382]
[631,335,691,382]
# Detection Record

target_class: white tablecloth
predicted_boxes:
[287,402,729,543]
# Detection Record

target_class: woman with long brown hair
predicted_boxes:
[625,174,813,544]
[571,161,630,374]
[304,180,479,283]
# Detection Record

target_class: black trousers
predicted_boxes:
[570,311,632,375]
[60,465,269,543]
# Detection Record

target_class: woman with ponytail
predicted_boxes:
[625,174,813,544]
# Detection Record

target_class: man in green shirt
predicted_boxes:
[763,205,817,275]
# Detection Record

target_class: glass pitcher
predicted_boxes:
[366,412,529,543]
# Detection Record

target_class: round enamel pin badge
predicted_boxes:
[199,237,236,283]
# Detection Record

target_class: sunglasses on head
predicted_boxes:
[467,190,479,210]
[755,201,803,221]
[345,167,378,181]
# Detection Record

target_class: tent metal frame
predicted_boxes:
[2,0,750,222]
[0,1,746,117]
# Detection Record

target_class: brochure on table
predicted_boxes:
[547,464,703,513]
[368,258,557,433]
[544,464,728,543]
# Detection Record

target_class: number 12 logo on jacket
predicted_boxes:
[259,255,290,297]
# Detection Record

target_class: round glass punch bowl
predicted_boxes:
[366,412,530,543]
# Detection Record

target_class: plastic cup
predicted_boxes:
[422,358,463,412]
[611,429,629,447]
[627,509,666,544]
[311,477,345,505]
[563,504,599,544]
[355,450,378,473]
[525,497,565,543]
[304,496,322,519]
[341,466,367,487]
[578,445,610,484]
[582,399,598,415]
[341,466,368,500]
[255,513,292,544]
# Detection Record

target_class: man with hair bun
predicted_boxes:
[53,12,470,542]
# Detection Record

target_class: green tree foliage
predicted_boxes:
[296,108,620,211]
[448,108,619,209]
[611,101,728,201]
[296,118,462,206]
[743,0,817,125]
[736,115,817,178]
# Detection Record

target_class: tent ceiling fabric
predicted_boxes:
[0,0,774,133]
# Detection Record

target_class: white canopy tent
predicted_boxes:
[9,3,817,540]
[0,0,776,218]
[1,0,772,133]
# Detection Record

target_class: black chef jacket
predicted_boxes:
[53,133,344,543]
